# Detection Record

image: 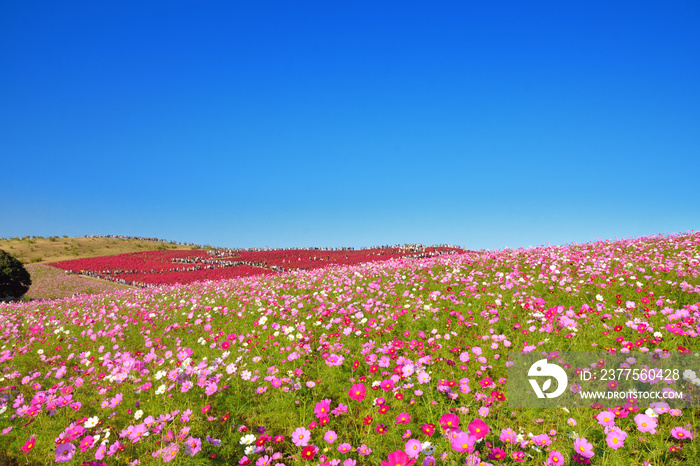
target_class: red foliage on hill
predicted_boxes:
[50,246,464,287]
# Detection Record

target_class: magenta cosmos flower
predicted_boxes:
[438,413,459,431]
[573,438,594,458]
[348,383,366,402]
[380,450,416,466]
[467,418,489,440]
[314,399,332,419]
[380,379,395,391]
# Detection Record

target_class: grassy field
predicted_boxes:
[23,263,132,300]
[0,236,195,264]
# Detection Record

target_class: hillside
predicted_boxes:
[0,235,195,264]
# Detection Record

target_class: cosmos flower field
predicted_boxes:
[1,233,699,465]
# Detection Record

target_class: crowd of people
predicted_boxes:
[86,234,203,246]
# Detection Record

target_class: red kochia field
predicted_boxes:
[49,247,464,287]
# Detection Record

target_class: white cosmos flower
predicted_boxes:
[240,434,256,445]
[85,416,99,428]
[155,384,166,395]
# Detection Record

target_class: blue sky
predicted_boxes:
[2,1,699,250]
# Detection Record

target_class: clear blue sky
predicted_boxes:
[2,1,699,250]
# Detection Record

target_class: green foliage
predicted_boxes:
[0,249,32,299]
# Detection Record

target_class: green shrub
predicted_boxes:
[0,249,31,299]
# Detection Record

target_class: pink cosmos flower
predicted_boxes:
[292,427,311,447]
[404,439,422,458]
[55,443,75,463]
[606,429,627,449]
[396,412,411,424]
[95,443,107,460]
[500,427,517,444]
[338,443,352,454]
[357,444,372,456]
[331,403,348,416]
[547,450,565,466]
[185,436,202,456]
[380,450,416,466]
[634,414,657,434]
[596,411,615,427]
[670,427,692,440]
[573,438,594,459]
[324,430,337,443]
[450,431,475,453]
[161,443,179,463]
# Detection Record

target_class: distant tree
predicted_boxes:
[0,250,31,300]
